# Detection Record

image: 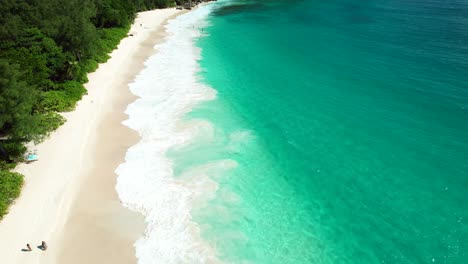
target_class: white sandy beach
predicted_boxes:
[0,8,183,264]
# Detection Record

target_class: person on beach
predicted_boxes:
[26,244,32,251]
[41,241,47,251]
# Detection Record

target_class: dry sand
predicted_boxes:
[0,8,184,264]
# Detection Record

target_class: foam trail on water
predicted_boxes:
[116,5,220,263]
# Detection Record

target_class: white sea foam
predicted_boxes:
[115,5,223,264]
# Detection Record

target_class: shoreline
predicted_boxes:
[0,8,184,264]
[114,5,221,263]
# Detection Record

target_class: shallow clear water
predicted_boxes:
[119,1,468,263]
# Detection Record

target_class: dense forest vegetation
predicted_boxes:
[0,0,192,218]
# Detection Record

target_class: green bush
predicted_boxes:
[38,81,86,112]
[40,91,69,112]
[0,170,24,219]
[33,112,66,143]
[62,81,87,102]
[1,141,27,162]
[70,59,98,83]
[81,59,99,75]
[95,27,129,63]
[0,161,16,171]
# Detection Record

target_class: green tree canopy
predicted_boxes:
[0,60,39,140]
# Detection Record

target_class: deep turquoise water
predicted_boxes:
[172,0,468,263]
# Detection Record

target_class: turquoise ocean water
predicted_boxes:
[148,0,468,263]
